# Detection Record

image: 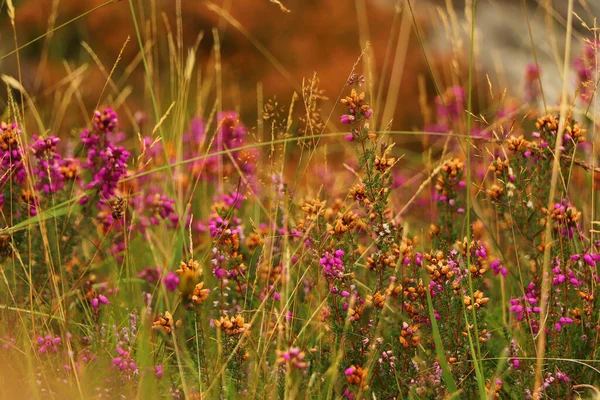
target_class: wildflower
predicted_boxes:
[543,199,581,238]
[436,158,464,199]
[490,259,507,277]
[1,335,15,350]
[112,347,137,374]
[556,370,570,383]
[155,365,164,379]
[31,135,64,193]
[276,347,308,370]
[91,294,109,310]
[84,144,130,200]
[372,291,386,308]
[176,258,201,279]
[37,334,61,354]
[190,282,210,305]
[137,192,178,228]
[92,108,118,132]
[20,189,38,216]
[340,89,372,121]
[320,249,345,279]
[214,315,251,336]
[509,282,541,329]
[463,290,489,311]
[506,135,530,153]
[554,317,574,332]
[399,322,421,348]
[346,74,366,87]
[344,365,368,387]
[153,311,175,335]
[78,348,97,364]
[486,378,503,399]
[0,122,26,183]
[487,184,504,201]
[81,109,130,201]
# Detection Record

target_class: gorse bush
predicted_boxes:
[1,2,600,399]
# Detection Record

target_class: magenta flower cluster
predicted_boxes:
[509,282,540,329]
[0,122,27,183]
[81,109,130,202]
[112,346,137,374]
[37,334,61,354]
[320,249,345,279]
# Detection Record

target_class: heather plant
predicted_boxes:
[2,1,600,399]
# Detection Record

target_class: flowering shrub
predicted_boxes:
[2,7,600,399]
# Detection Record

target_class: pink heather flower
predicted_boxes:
[556,370,570,383]
[490,259,507,277]
[183,117,206,146]
[345,367,355,376]
[81,109,130,202]
[37,334,61,354]
[320,250,345,279]
[554,322,562,332]
[112,347,137,374]
[0,122,27,184]
[164,272,179,292]
[31,135,65,193]
[133,192,178,229]
[415,253,423,266]
[340,114,355,124]
[583,253,595,267]
[155,364,164,379]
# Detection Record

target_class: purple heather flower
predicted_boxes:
[92,108,118,132]
[91,294,109,310]
[155,364,164,379]
[0,122,27,183]
[490,259,507,277]
[583,253,595,267]
[556,370,570,383]
[320,250,345,279]
[112,347,137,374]
[183,117,206,146]
[37,334,61,354]
[340,114,355,124]
[81,109,130,202]
[415,253,423,266]
[164,272,180,292]
[31,135,66,192]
